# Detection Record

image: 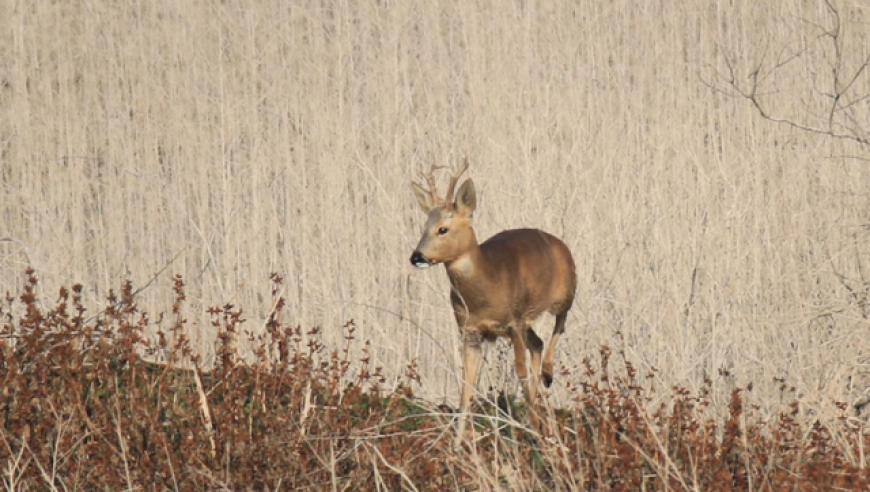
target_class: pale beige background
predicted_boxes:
[2,0,869,425]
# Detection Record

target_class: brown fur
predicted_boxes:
[447,229,576,339]
[410,168,577,443]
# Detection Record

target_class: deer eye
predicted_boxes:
[437,227,449,235]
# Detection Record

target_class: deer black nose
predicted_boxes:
[410,251,431,268]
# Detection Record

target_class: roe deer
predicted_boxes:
[409,161,576,441]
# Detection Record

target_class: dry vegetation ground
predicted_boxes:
[2,0,870,488]
[2,271,869,490]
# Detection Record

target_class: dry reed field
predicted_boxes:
[2,0,870,488]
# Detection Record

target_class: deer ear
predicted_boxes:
[454,179,476,216]
[411,182,434,212]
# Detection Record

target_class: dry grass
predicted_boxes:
[1,0,870,443]
[2,271,868,490]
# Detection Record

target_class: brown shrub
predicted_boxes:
[1,270,868,490]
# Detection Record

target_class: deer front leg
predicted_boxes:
[455,329,483,447]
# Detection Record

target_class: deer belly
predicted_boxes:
[473,320,512,341]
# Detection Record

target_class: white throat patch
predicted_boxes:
[449,254,474,277]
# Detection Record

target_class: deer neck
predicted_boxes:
[444,240,490,294]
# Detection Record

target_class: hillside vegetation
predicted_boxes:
[2,271,868,490]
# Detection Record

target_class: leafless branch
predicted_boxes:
[707,1,870,147]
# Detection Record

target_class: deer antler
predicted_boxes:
[412,159,469,207]
[444,158,469,205]
[412,164,443,206]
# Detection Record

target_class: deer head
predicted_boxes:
[409,160,477,268]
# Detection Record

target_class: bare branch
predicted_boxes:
[707,0,870,147]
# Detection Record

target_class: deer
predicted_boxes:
[409,161,577,442]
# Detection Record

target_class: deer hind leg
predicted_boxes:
[511,325,540,432]
[524,326,544,388]
[542,312,568,388]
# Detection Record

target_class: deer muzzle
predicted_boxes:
[410,251,432,268]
